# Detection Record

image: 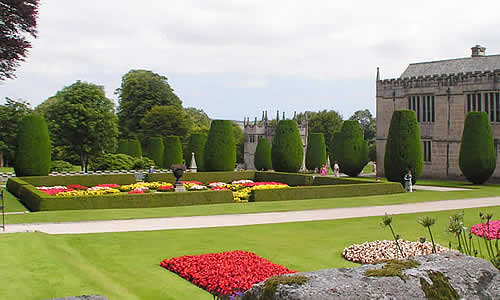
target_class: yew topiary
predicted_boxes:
[271,120,303,173]
[384,110,423,185]
[163,135,183,169]
[306,133,326,171]
[336,120,368,177]
[117,139,129,155]
[14,113,51,176]
[127,139,142,158]
[142,136,164,168]
[459,112,496,184]
[254,138,272,171]
[204,120,236,171]
[186,133,207,171]
[329,131,342,168]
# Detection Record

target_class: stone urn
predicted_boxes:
[171,164,186,192]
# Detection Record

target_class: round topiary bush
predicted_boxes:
[50,160,74,173]
[384,110,423,185]
[117,139,129,155]
[329,131,342,168]
[271,120,303,173]
[163,135,183,169]
[143,136,164,168]
[14,113,51,176]
[254,138,272,171]
[186,133,207,171]
[306,133,326,171]
[459,112,496,184]
[127,139,142,158]
[335,120,368,177]
[204,120,236,171]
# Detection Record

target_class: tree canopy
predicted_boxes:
[42,81,118,172]
[297,110,343,148]
[0,98,32,165]
[0,0,39,80]
[185,107,211,135]
[140,105,192,140]
[349,109,376,140]
[116,69,182,137]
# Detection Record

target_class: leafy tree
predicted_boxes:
[185,107,211,135]
[139,105,192,141]
[349,109,376,140]
[459,112,496,184]
[0,98,31,165]
[272,120,303,173]
[384,110,423,185]
[186,133,207,171]
[306,133,327,171]
[14,113,51,176]
[116,70,182,137]
[0,0,39,80]
[254,138,272,171]
[336,120,368,177]
[43,81,118,172]
[90,153,135,171]
[297,110,343,151]
[163,136,183,168]
[204,120,236,171]
[232,121,245,164]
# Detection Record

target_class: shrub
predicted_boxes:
[14,113,51,176]
[164,136,183,169]
[306,133,326,171]
[90,153,136,171]
[254,138,272,171]
[186,133,207,171]
[50,160,75,173]
[384,110,423,185]
[368,142,377,162]
[143,136,164,167]
[459,112,496,184]
[131,156,156,170]
[271,120,303,173]
[335,121,368,177]
[204,120,236,171]
[117,139,129,155]
[329,131,342,168]
[128,139,142,158]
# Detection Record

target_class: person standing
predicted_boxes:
[404,169,412,192]
[333,161,340,177]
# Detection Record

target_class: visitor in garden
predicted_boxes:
[333,162,340,177]
[149,165,155,173]
[320,164,327,176]
[404,169,412,192]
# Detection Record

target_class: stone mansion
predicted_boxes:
[376,45,500,179]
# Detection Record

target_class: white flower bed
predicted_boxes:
[343,240,453,264]
[232,180,254,184]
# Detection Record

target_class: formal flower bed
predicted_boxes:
[160,250,296,297]
[470,220,500,240]
[35,180,289,202]
[343,240,452,264]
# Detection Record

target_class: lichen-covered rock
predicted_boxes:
[242,252,500,300]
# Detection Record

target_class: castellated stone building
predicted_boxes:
[376,45,500,179]
[243,111,308,170]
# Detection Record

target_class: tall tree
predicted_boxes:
[140,105,192,140]
[204,120,236,171]
[185,107,211,135]
[43,81,118,172]
[116,70,182,137]
[297,110,343,149]
[0,98,31,165]
[0,0,39,80]
[349,109,376,140]
[272,120,303,173]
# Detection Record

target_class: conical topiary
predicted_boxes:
[459,112,496,184]
[254,138,272,171]
[272,120,303,173]
[14,113,52,176]
[384,110,423,185]
[329,131,342,168]
[186,133,207,171]
[117,139,129,155]
[143,136,164,168]
[127,139,142,158]
[204,120,236,171]
[163,135,183,168]
[306,132,326,171]
[336,120,368,177]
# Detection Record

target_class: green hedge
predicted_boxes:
[250,182,403,202]
[148,171,256,184]
[205,120,236,171]
[305,133,326,171]
[186,133,207,171]
[164,136,183,169]
[6,177,30,198]
[21,189,234,211]
[311,176,365,186]
[18,174,137,187]
[143,136,164,167]
[128,139,143,158]
[117,139,129,155]
[255,171,313,186]
[271,120,303,173]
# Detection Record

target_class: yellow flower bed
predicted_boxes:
[119,182,171,192]
[57,188,121,197]
[232,184,289,202]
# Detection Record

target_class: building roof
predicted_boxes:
[400,54,500,78]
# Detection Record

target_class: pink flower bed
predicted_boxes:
[37,186,75,195]
[470,220,500,240]
[240,181,287,187]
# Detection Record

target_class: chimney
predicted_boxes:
[471,45,486,57]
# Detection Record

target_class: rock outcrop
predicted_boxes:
[242,252,500,299]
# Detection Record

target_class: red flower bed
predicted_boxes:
[37,187,74,195]
[471,220,500,240]
[128,190,144,194]
[95,184,120,188]
[241,181,287,187]
[66,184,88,190]
[160,250,296,297]
[158,185,174,192]
[210,186,228,191]
[182,181,204,185]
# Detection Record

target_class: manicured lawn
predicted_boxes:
[1,206,498,300]
[0,167,14,173]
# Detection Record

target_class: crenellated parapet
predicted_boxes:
[377,69,500,91]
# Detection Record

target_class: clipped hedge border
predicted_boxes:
[250,182,403,202]
[19,174,137,187]
[147,171,256,184]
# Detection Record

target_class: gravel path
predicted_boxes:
[2,196,498,235]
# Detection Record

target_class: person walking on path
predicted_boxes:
[333,162,340,177]
[404,170,412,192]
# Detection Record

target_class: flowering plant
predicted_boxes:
[66,184,88,190]
[471,220,500,240]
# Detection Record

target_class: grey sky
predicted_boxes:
[1,0,499,120]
